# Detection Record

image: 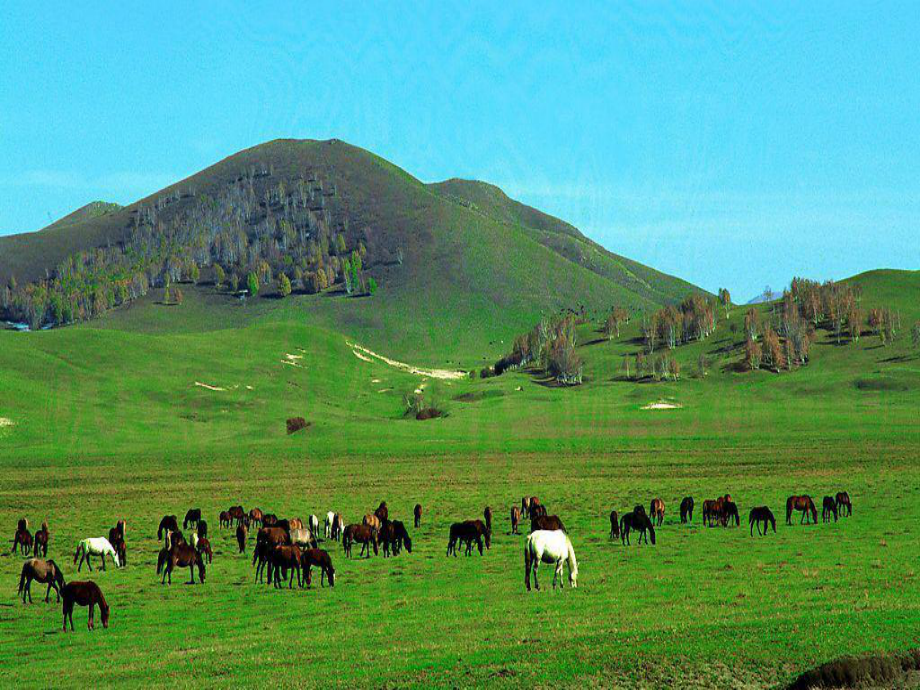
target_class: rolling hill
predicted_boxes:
[0,139,702,358]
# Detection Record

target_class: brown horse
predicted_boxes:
[248,508,263,526]
[521,497,531,517]
[256,526,290,548]
[702,499,718,526]
[609,510,620,539]
[62,581,109,631]
[108,522,127,566]
[161,543,206,585]
[835,492,852,517]
[375,501,389,523]
[822,496,838,523]
[484,506,493,534]
[531,515,566,533]
[343,524,378,558]
[268,544,302,588]
[787,495,818,525]
[749,507,776,536]
[529,497,546,519]
[447,520,491,556]
[219,511,232,528]
[301,548,335,587]
[511,506,522,535]
[380,520,413,557]
[332,513,344,541]
[228,505,246,526]
[363,514,382,532]
[288,517,304,530]
[680,497,694,524]
[12,518,32,555]
[236,521,248,553]
[650,498,665,527]
[196,536,213,564]
[19,558,65,603]
[33,521,50,557]
[414,504,422,528]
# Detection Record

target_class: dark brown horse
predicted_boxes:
[268,544,302,588]
[161,543,206,585]
[447,520,490,556]
[248,508,263,526]
[12,518,32,555]
[786,495,818,525]
[609,510,620,539]
[219,511,232,528]
[343,524,378,558]
[723,499,740,527]
[835,492,852,517]
[157,515,179,540]
[331,513,344,541]
[262,513,278,527]
[822,496,838,523]
[183,508,202,530]
[650,498,665,527]
[680,497,694,524]
[108,521,127,566]
[236,521,248,553]
[749,507,776,536]
[62,581,109,631]
[301,548,335,587]
[33,521,50,557]
[531,515,566,533]
[374,501,389,523]
[620,511,656,545]
[529,498,546,519]
[228,505,246,525]
[196,536,213,564]
[19,558,65,603]
[484,506,493,534]
[702,499,719,526]
[511,506,522,535]
[414,503,422,528]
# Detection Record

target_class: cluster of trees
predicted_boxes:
[490,312,583,384]
[641,294,717,353]
[622,351,680,381]
[0,165,383,329]
[603,306,630,339]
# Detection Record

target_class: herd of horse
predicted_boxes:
[10,490,852,631]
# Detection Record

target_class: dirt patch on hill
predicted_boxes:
[194,382,226,392]
[0,417,13,427]
[348,341,466,380]
[641,401,683,410]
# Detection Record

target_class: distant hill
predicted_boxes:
[747,289,782,305]
[0,139,704,356]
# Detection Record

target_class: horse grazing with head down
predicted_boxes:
[343,524,378,558]
[722,498,740,527]
[531,515,566,533]
[74,538,121,571]
[609,510,620,539]
[680,497,694,524]
[301,548,335,587]
[61,581,109,632]
[19,558,65,603]
[446,520,490,556]
[414,504,422,528]
[380,520,413,557]
[219,511,232,528]
[524,530,578,591]
[228,506,245,526]
[183,509,201,530]
[650,498,665,527]
[749,507,776,536]
[786,495,818,525]
[620,511,656,546]
[835,492,852,517]
[268,544,302,589]
[822,496,838,523]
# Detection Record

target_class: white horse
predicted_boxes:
[289,528,318,550]
[524,530,578,591]
[324,512,335,540]
[309,514,320,537]
[74,538,121,572]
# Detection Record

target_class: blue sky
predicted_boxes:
[1,2,917,299]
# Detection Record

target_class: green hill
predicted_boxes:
[0,139,701,359]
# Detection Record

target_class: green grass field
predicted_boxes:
[1,269,918,688]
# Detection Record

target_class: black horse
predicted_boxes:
[620,511,656,546]
[680,497,694,524]
[157,515,179,541]
[446,521,488,556]
[380,520,413,557]
[822,496,838,523]
[723,500,740,527]
[749,507,776,536]
[183,508,202,530]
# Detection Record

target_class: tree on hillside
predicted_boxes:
[604,306,629,339]
[173,287,184,305]
[188,263,200,285]
[744,337,762,371]
[247,271,259,297]
[163,276,172,304]
[718,288,732,318]
[744,308,760,341]
[621,355,631,380]
[761,327,785,371]
[214,264,225,289]
[278,273,292,298]
[229,272,239,294]
[847,305,862,343]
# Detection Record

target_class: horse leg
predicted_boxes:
[189,564,195,585]
[88,603,94,631]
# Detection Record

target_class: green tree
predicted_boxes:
[229,272,239,293]
[213,264,225,289]
[173,287,184,305]
[278,273,292,298]
[367,277,377,296]
[247,272,259,297]
[188,263,200,284]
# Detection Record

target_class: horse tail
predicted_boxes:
[17,563,27,594]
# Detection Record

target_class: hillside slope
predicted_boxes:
[0,139,702,358]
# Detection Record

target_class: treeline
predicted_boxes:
[487,312,583,385]
[641,294,717,353]
[0,165,385,329]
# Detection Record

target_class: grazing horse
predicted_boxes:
[324,511,335,539]
[107,530,127,567]
[786,495,818,525]
[256,526,290,549]
[196,537,213,564]
[332,514,345,541]
[484,506,493,534]
[196,520,208,539]
[236,521,248,553]
[301,548,335,587]
[650,498,665,527]
[74,538,121,571]
[228,506,245,526]
[414,503,422,528]
[262,513,278,527]
[219,511,232,528]
[33,521,50,557]
[524,530,578,591]
[308,514,319,536]
[268,544,302,589]
[609,510,620,539]
[835,492,852,517]
[375,501,389,523]
[249,508,263,526]
[511,507,522,535]
[680,497,694,524]
[380,520,413,557]
[183,508,202,530]
[363,514,382,532]
[161,543,206,585]
[289,528,318,550]
[287,518,304,531]
[19,558,65,603]
[61,581,109,632]
[343,524,378,558]
[531,515,566,533]
[620,511,656,546]
[157,515,179,541]
[749,507,776,536]
[723,499,740,527]
[822,496,838,523]
[446,521,489,556]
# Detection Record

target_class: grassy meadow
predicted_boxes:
[1,269,919,688]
